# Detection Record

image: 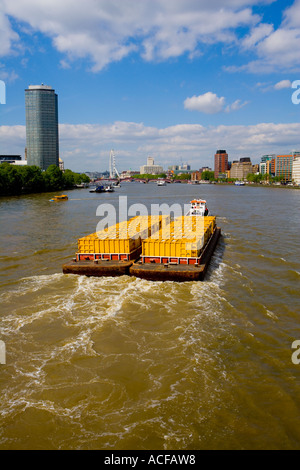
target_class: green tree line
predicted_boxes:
[0,163,90,196]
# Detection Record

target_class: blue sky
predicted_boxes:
[0,0,299,172]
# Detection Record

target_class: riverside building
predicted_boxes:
[230,158,253,180]
[140,157,163,175]
[275,154,294,182]
[260,155,275,176]
[25,84,59,171]
[292,152,300,185]
[214,150,228,179]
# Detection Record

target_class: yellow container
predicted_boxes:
[79,215,216,256]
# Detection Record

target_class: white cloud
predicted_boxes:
[274,80,292,90]
[282,0,300,29]
[184,92,248,114]
[0,11,19,56]
[1,120,299,172]
[184,92,225,114]
[228,0,300,72]
[256,27,300,69]
[0,0,267,69]
[225,99,249,112]
[0,64,19,82]
[241,23,273,49]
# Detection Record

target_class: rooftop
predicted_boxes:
[27,84,53,91]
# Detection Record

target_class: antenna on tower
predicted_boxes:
[109,149,120,179]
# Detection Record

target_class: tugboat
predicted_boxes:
[185,199,209,216]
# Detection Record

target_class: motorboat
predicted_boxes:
[235,181,245,186]
[105,184,115,192]
[185,199,209,216]
[157,179,166,186]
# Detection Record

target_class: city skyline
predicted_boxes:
[0,0,300,172]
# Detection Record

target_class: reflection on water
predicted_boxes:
[0,183,300,450]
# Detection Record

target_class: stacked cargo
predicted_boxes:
[76,215,170,261]
[142,216,216,264]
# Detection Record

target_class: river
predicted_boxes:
[0,182,300,450]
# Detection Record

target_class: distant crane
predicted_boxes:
[109,149,120,179]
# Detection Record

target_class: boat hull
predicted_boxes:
[62,259,133,277]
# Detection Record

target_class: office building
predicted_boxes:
[140,157,163,175]
[275,154,294,182]
[0,155,27,166]
[179,163,191,171]
[191,171,202,181]
[25,84,59,170]
[214,150,228,178]
[260,155,275,176]
[230,158,253,180]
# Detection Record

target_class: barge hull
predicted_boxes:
[62,259,133,277]
[130,227,221,282]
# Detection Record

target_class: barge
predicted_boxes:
[62,201,221,282]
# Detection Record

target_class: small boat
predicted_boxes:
[185,199,209,216]
[50,194,68,202]
[95,185,105,193]
[105,184,115,192]
[235,181,245,186]
[157,179,166,186]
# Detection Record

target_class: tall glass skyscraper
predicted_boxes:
[25,84,59,170]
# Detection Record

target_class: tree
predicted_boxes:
[173,173,191,180]
[18,165,45,193]
[201,170,215,181]
[73,172,90,185]
[63,169,75,188]
[0,162,23,195]
[43,165,65,191]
